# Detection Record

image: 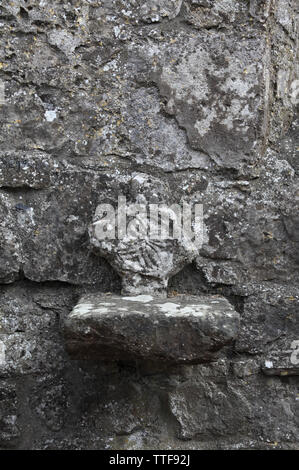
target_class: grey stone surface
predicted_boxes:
[0,382,20,448]
[0,0,298,451]
[0,283,297,450]
[64,294,239,363]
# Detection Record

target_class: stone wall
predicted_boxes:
[0,0,298,449]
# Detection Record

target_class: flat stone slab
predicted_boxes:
[64,294,240,364]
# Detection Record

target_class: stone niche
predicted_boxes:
[63,175,240,364]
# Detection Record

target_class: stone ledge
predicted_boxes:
[63,294,240,364]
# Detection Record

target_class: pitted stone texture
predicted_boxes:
[0,151,57,189]
[155,32,266,168]
[235,283,299,357]
[184,0,248,29]
[64,294,239,364]
[119,87,211,171]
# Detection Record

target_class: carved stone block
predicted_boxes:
[64,294,239,364]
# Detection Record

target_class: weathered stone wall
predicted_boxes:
[0,0,298,449]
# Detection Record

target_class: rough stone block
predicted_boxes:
[64,294,239,364]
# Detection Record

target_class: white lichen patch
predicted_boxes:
[71,303,94,317]
[195,108,217,137]
[0,340,6,366]
[157,302,213,317]
[160,46,211,104]
[123,295,153,303]
[157,302,180,315]
[265,360,274,369]
[44,110,57,122]
[47,30,81,56]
